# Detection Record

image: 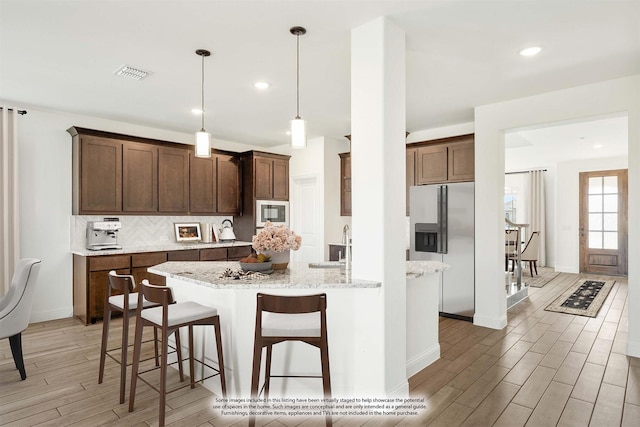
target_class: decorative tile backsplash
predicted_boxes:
[71,215,233,249]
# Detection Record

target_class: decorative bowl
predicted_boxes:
[239,261,273,272]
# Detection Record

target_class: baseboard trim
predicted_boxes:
[387,379,409,399]
[473,313,507,330]
[554,265,579,274]
[627,340,640,358]
[30,308,73,324]
[406,344,441,378]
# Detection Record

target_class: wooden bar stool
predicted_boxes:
[98,271,161,404]
[129,280,227,427]
[249,293,331,427]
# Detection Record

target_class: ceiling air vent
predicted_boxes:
[114,65,151,80]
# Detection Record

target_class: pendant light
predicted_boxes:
[290,26,307,149]
[195,49,212,158]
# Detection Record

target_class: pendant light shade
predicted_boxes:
[290,26,307,149]
[195,49,212,158]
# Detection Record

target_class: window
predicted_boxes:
[588,175,619,250]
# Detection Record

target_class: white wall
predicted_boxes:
[15,106,259,322]
[473,76,639,359]
[554,155,628,273]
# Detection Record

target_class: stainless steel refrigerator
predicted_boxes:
[409,183,475,321]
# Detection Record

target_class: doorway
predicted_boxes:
[290,175,322,262]
[579,169,628,275]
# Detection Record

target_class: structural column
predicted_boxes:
[350,17,408,396]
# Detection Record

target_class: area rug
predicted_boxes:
[545,279,615,317]
[508,266,560,288]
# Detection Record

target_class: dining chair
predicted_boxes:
[508,231,540,276]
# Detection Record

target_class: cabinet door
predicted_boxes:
[190,154,216,213]
[447,140,475,182]
[159,146,190,213]
[340,153,352,216]
[123,141,158,213]
[216,154,240,214]
[89,268,130,321]
[406,148,416,216]
[254,156,273,199]
[416,145,448,185]
[272,158,289,200]
[80,136,123,213]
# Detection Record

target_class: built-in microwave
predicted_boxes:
[256,200,289,227]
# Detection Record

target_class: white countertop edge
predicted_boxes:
[71,241,253,256]
[406,260,450,277]
[148,261,381,290]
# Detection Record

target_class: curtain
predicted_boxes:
[527,169,546,266]
[1,107,20,295]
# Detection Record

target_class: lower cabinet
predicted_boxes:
[73,246,252,325]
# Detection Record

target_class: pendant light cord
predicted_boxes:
[201,53,205,131]
[295,33,300,119]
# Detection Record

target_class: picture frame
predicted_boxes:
[174,223,202,242]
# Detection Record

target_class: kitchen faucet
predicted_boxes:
[342,225,351,270]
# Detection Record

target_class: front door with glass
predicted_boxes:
[579,169,628,275]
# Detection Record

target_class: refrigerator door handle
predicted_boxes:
[439,185,448,254]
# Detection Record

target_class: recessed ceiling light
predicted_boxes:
[519,46,542,57]
[191,108,203,115]
[285,130,291,136]
[593,144,604,149]
[254,82,270,90]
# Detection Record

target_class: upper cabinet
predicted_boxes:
[252,152,290,201]
[339,152,352,216]
[75,135,123,214]
[68,127,241,216]
[415,134,474,185]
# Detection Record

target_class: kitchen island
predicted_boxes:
[148,260,446,399]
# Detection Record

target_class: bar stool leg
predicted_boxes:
[188,325,195,389]
[98,304,111,385]
[174,329,184,382]
[320,339,332,427]
[119,309,130,404]
[213,317,227,397]
[159,326,169,427]
[249,337,263,427]
[153,328,160,367]
[128,315,144,413]
[264,344,273,400]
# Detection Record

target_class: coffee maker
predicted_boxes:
[86,218,122,250]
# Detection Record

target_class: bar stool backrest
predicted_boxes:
[258,293,326,314]
[140,280,175,307]
[108,271,135,310]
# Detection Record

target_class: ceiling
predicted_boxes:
[2,0,639,147]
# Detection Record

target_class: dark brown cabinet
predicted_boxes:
[406,147,417,215]
[216,154,241,214]
[158,146,190,213]
[253,154,289,201]
[123,142,158,213]
[339,152,352,216]
[75,135,123,214]
[69,127,243,216]
[189,153,240,215]
[73,245,252,324]
[414,134,474,185]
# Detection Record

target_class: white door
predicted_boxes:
[291,176,322,262]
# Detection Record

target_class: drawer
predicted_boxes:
[131,252,167,268]
[199,247,227,261]
[228,246,252,260]
[88,255,130,272]
[167,250,199,261]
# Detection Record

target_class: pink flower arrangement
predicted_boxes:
[252,221,302,252]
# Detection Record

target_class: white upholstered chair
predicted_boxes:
[508,231,540,277]
[0,258,42,380]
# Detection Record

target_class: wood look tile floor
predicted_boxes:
[1,272,638,426]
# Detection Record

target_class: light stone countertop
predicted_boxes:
[148,261,381,289]
[70,241,253,257]
[406,260,450,279]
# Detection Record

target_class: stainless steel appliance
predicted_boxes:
[410,183,475,321]
[256,200,289,227]
[86,218,122,250]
